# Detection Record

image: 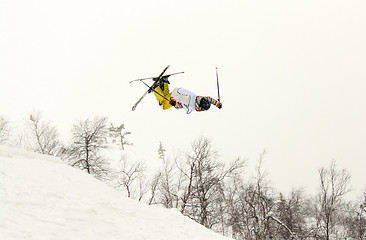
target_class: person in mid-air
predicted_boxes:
[152,78,222,114]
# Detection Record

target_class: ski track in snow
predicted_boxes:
[0,146,231,240]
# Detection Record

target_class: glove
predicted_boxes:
[218,102,222,109]
[169,99,176,106]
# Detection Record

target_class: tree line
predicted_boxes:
[1,113,365,239]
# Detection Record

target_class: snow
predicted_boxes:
[0,146,231,240]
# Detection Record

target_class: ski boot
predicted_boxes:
[148,77,170,93]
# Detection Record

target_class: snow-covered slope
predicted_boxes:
[0,146,231,240]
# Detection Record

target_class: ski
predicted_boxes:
[131,66,170,111]
[129,71,184,84]
[131,90,149,111]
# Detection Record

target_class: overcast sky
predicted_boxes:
[1,0,366,198]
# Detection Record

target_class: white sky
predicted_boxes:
[1,0,366,198]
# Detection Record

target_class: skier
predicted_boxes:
[153,79,222,114]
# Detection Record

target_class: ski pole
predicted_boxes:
[216,67,221,102]
[140,80,171,102]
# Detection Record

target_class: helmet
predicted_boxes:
[199,97,211,111]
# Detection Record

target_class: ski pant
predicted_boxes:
[154,82,173,110]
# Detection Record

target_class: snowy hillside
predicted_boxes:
[0,146,231,240]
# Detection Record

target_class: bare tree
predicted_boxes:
[317,160,351,240]
[220,177,244,239]
[116,155,146,199]
[342,190,366,239]
[180,137,245,229]
[148,171,161,205]
[0,116,10,144]
[178,150,196,215]
[223,151,276,240]
[157,142,177,208]
[27,111,61,155]
[150,142,185,208]
[275,189,311,239]
[247,150,275,239]
[108,123,133,150]
[65,116,110,180]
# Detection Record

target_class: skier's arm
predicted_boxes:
[171,97,192,113]
[206,96,222,109]
[174,102,183,109]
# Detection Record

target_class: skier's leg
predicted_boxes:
[154,82,173,110]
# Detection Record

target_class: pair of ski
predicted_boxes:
[130,65,183,111]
